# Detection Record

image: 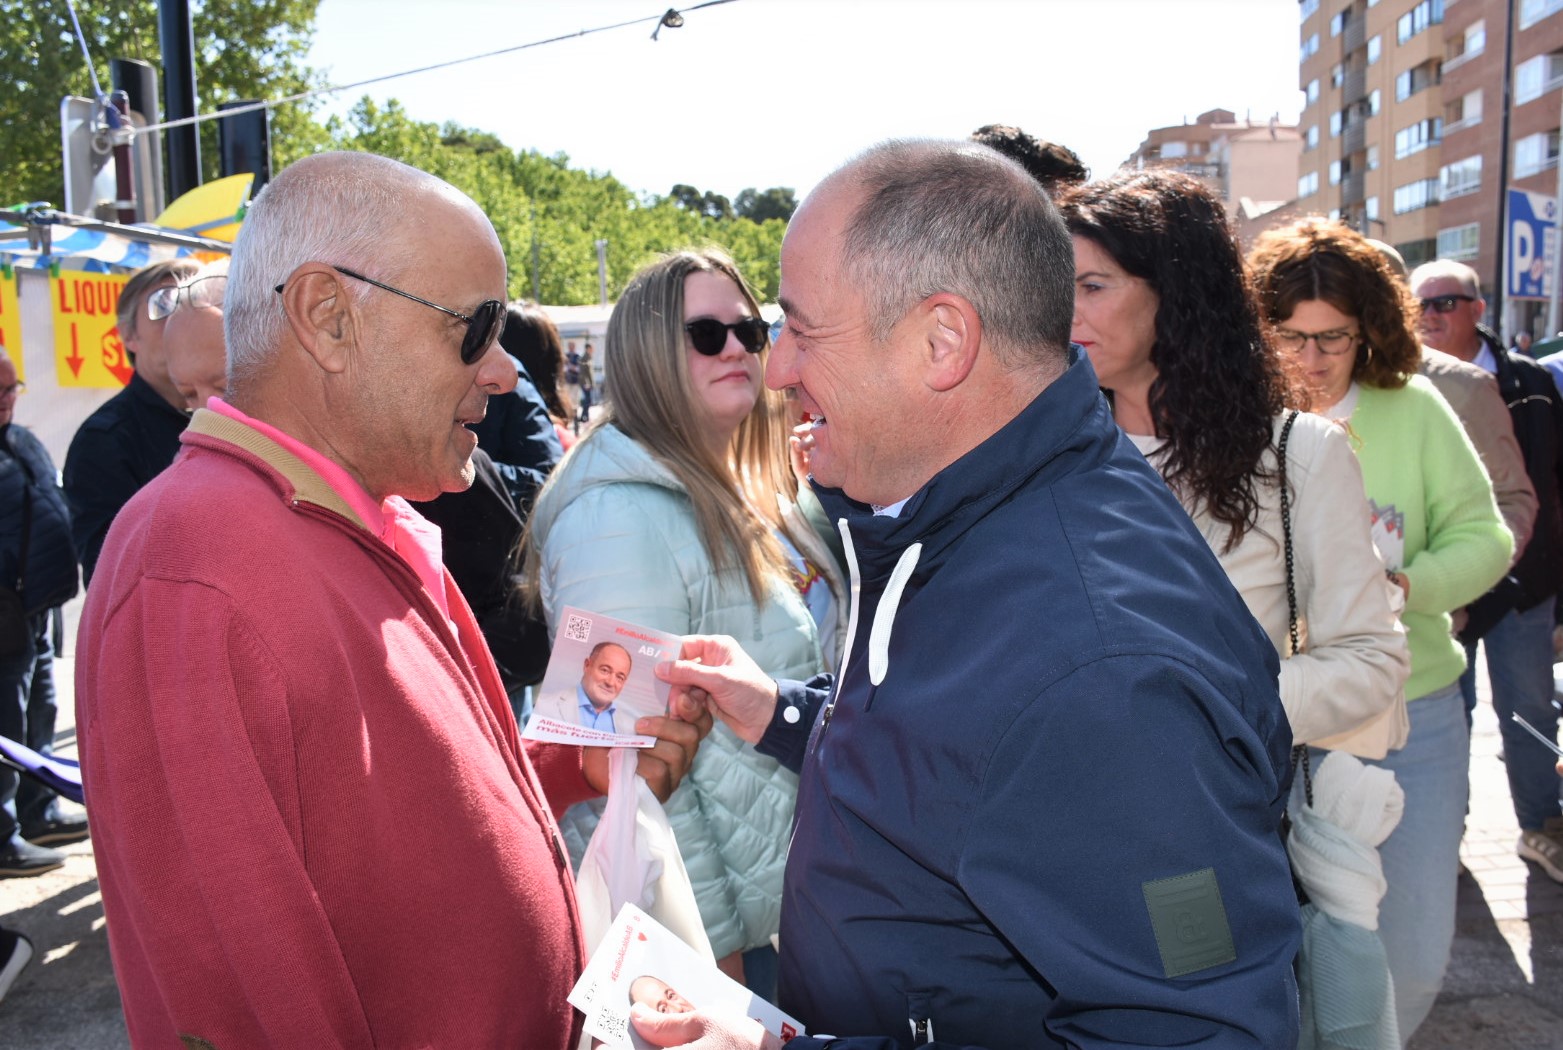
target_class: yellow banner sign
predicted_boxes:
[0,272,20,383]
[53,273,132,388]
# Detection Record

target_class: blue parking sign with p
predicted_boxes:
[1509,189,1557,301]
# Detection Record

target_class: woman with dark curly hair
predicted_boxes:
[1248,217,1512,1043]
[1058,169,1407,752]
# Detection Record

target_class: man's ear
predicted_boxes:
[120,326,142,365]
[918,293,983,393]
[277,265,358,375]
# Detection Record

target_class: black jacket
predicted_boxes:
[1484,327,1563,610]
[1,423,79,613]
[62,372,188,585]
[412,449,550,692]
[470,358,562,512]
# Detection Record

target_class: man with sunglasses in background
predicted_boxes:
[74,151,709,1049]
[1412,259,1563,883]
[62,259,199,585]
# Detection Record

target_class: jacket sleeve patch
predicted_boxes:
[1141,867,1237,978]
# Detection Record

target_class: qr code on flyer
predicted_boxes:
[563,612,593,644]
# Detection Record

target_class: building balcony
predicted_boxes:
[1343,66,1368,103]
[1344,120,1367,156]
[1442,48,1480,76]
[1343,11,1366,53]
[1396,26,1441,70]
[1442,115,1483,137]
[1342,171,1367,206]
[1177,161,1225,182]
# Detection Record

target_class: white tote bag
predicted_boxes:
[574,748,713,963]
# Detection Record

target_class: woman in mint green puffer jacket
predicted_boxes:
[524,249,846,990]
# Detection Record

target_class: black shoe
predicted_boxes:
[0,928,33,1002]
[0,839,66,878]
[21,811,89,847]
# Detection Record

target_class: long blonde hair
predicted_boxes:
[527,249,797,606]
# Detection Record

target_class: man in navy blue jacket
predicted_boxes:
[0,351,83,876]
[643,140,1301,1050]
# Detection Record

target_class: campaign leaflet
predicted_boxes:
[522,607,678,748]
[569,904,805,1049]
[1368,499,1406,574]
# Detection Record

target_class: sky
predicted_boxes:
[306,0,1304,203]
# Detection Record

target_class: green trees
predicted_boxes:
[0,0,325,206]
[329,100,786,303]
[735,186,797,224]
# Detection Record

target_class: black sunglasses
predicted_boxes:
[1419,294,1476,315]
[273,266,506,365]
[684,317,769,356]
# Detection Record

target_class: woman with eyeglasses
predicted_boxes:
[524,249,845,996]
[1247,217,1512,1043]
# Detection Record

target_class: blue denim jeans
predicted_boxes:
[0,612,59,845]
[1364,682,1468,1044]
[1474,601,1563,831]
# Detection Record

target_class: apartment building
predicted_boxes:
[1298,0,1563,337]
[1124,108,1304,228]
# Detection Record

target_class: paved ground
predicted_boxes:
[1,605,1560,1047]
[1407,662,1563,1050]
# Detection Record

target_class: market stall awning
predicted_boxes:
[0,191,240,273]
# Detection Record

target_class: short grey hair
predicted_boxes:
[224,152,430,384]
[831,139,1075,368]
[1409,258,1482,298]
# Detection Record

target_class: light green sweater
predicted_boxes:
[1348,376,1513,700]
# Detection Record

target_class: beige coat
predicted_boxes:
[1131,412,1411,757]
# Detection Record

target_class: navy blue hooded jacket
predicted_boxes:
[1,423,78,614]
[759,350,1300,1050]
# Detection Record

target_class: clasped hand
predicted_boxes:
[654,635,781,746]
[581,689,712,802]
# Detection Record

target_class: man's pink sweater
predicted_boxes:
[76,410,598,1048]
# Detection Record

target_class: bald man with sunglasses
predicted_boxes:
[1413,259,1563,884]
[74,152,710,1049]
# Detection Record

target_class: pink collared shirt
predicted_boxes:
[208,398,451,618]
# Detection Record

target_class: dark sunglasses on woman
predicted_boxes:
[685,317,769,356]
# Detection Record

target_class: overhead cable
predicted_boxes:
[127,0,738,137]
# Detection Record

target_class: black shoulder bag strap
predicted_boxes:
[1275,411,1313,808]
[1275,411,1314,907]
